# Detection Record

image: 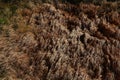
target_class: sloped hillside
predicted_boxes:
[0,1,120,80]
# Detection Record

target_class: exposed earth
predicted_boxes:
[0,1,120,80]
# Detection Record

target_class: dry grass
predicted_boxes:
[0,1,120,80]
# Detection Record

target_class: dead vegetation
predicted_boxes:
[0,1,120,80]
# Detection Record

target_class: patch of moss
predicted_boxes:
[0,18,7,24]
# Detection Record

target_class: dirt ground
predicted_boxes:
[0,1,120,80]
